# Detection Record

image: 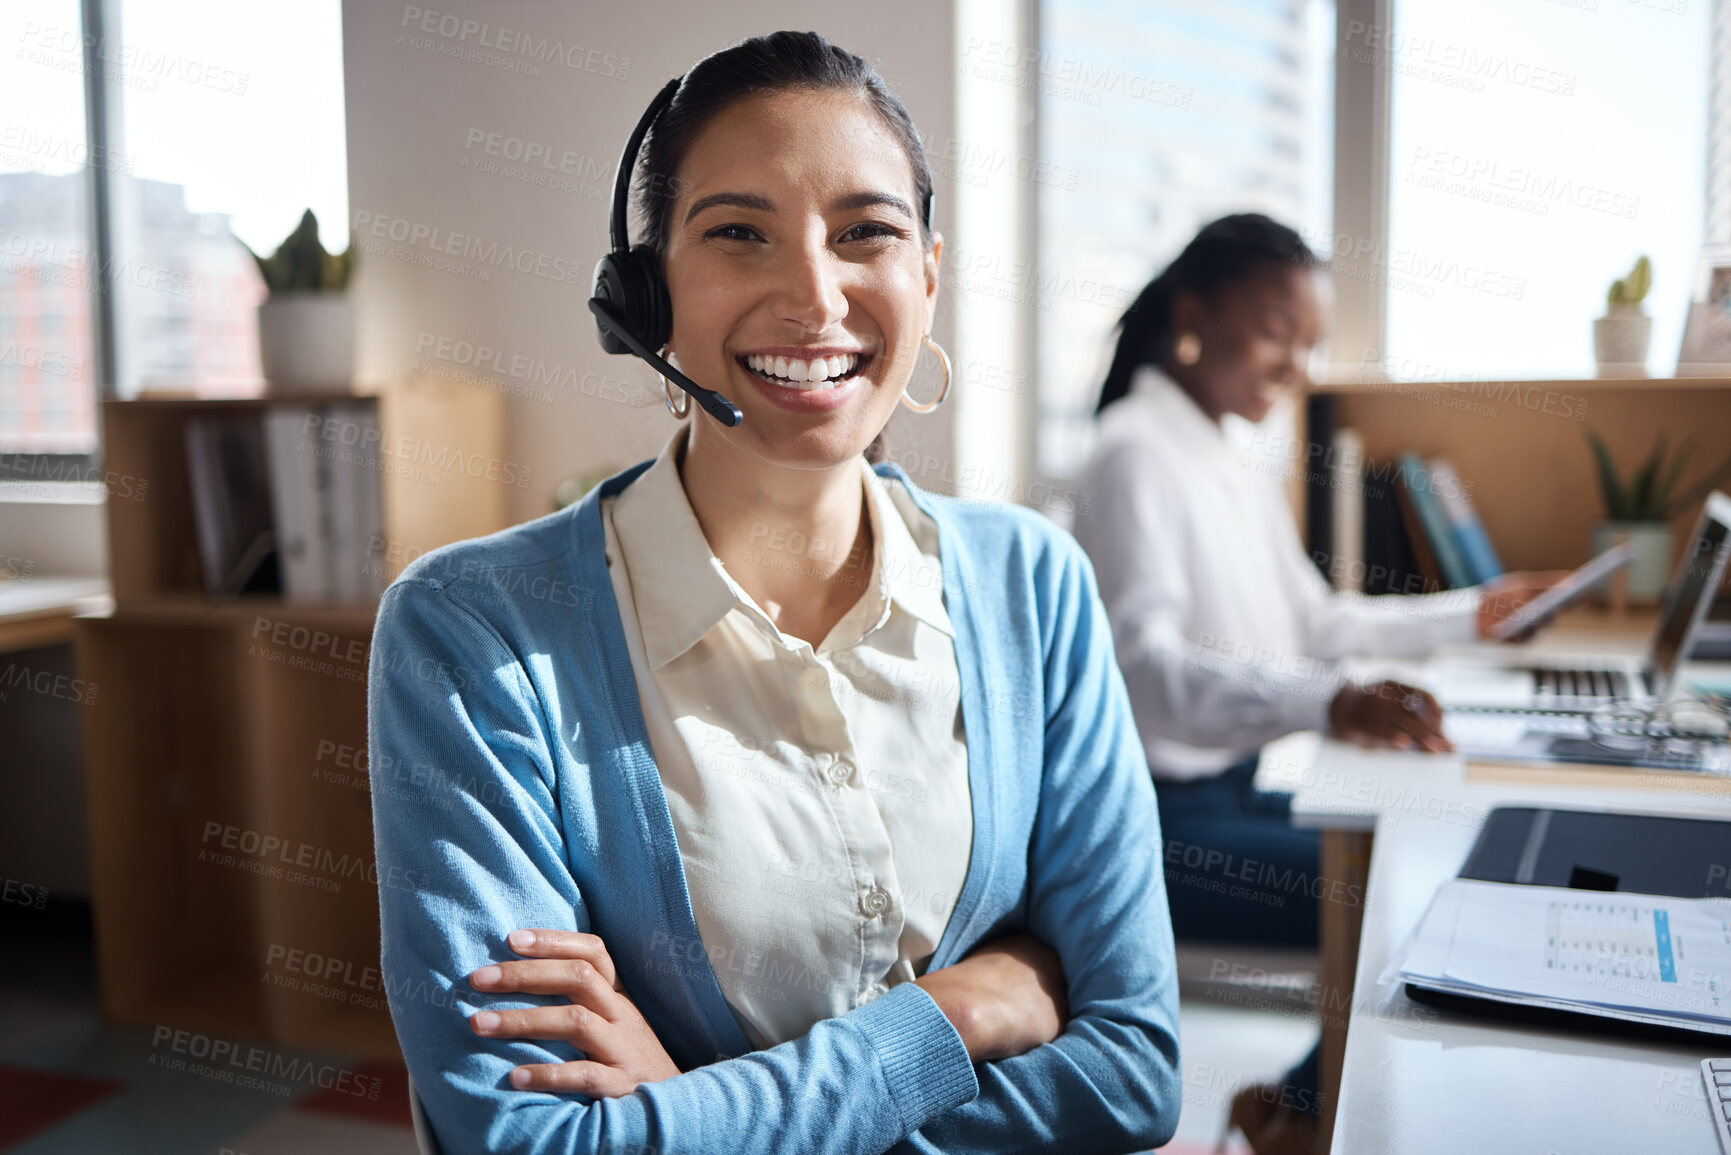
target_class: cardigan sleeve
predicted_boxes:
[369,578,977,1155]
[891,530,1184,1153]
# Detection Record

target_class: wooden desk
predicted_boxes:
[0,577,111,654]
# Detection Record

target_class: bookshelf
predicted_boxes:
[73,376,507,1057]
[1303,376,1731,574]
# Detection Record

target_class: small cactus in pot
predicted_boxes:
[1593,255,1652,376]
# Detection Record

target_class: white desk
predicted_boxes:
[1267,618,1731,1154]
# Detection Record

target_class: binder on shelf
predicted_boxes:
[1304,394,1336,584]
[185,415,281,597]
[1393,471,1447,591]
[1330,428,1365,593]
[1398,451,1472,589]
[324,402,386,603]
[263,407,330,603]
[1363,459,1424,596]
[1429,457,1504,585]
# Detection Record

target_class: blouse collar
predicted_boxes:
[609,428,953,672]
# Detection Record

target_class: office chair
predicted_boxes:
[409,1077,446,1155]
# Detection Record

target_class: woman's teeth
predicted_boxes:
[743,352,861,390]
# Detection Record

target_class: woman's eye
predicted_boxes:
[838,221,902,244]
[706,223,762,242]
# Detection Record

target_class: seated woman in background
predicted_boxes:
[369,31,1180,1155]
[1071,213,1554,1154]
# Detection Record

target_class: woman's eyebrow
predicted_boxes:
[827,192,913,219]
[683,191,775,224]
[832,190,913,218]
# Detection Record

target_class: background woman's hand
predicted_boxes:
[1476,571,1570,641]
[468,929,679,1097]
[1328,679,1452,753]
[914,932,1069,1063]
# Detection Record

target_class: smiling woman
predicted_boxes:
[369,30,1180,1155]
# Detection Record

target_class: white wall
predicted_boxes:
[341,1,965,524]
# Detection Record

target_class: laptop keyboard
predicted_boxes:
[1529,666,1653,706]
[1704,1059,1731,1155]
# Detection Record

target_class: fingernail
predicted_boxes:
[508,930,536,951]
[472,965,501,987]
[509,1067,531,1088]
[474,1011,501,1031]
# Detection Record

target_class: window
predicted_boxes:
[1035,0,1337,477]
[110,0,350,396]
[1381,0,1707,381]
[0,0,349,454]
[0,1,99,454]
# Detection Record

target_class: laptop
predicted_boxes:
[1428,491,1731,712]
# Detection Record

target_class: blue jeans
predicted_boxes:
[1155,753,1322,1113]
[1155,754,1321,948]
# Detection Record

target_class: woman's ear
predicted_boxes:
[924,234,943,330]
[1169,287,1206,343]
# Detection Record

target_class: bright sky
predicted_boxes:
[1,0,349,255]
[1385,0,1708,379]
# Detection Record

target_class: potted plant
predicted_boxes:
[1586,428,1731,602]
[1593,255,1652,376]
[244,209,355,393]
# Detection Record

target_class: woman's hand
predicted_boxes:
[914,932,1069,1063]
[1476,571,1570,641]
[467,928,679,1097]
[1328,680,1452,753]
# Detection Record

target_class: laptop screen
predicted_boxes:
[1649,492,1731,694]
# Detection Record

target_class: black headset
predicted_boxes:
[588,76,743,426]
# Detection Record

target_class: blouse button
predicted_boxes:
[826,757,855,786]
[861,885,892,918]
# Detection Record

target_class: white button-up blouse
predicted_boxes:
[1073,366,1479,782]
[599,429,972,1050]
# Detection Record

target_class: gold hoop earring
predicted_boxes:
[900,336,952,414]
[1173,332,1202,366]
[659,347,690,419]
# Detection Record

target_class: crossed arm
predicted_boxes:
[464,928,1069,1096]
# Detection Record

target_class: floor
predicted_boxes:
[0,905,418,1155]
[1,904,1315,1154]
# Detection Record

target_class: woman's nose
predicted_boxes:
[772,237,848,330]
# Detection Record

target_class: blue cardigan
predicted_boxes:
[367,460,1181,1154]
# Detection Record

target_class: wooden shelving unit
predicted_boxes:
[74,377,507,1057]
[1304,375,1731,573]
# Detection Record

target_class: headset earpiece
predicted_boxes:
[591,245,670,355]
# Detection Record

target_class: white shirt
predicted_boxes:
[601,430,971,1049]
[1072,366,1478,781]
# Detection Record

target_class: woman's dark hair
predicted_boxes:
[635,31,935,257]
[1095,213,1316,414]
[637,31,934,464]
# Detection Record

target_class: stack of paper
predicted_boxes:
[1395,879,1731,1037]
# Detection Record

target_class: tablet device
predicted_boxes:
[1489,542,1636,641]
